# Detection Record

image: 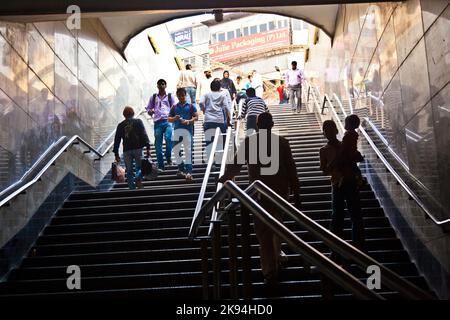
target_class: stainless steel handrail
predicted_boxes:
[207,127,232,236]
[234,98,244,147]
[189,127,221,238]
[329,94,450,228]
[232,180,434,300]
[0,109,148,209]
[192,180,384,300]
[363,116,410,171]
[0,135,114,208]
[192,179,434,299]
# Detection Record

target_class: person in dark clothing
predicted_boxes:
[319,120,366,256]
[113,106,150,190]
[218,112,301,285]
[220,70,237,100]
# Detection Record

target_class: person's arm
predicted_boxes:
[319,148,330,175]
[196,80,202,102]
[181,111,199,125]
[224,100,232,127]
[177,72,184,89]
[146,96,155,116]
[240,100,248,119]
[231,81,237,98]
[168,107,180,123]
[113,123,122,162]
[218,137,247,183]
[199,94,207,113]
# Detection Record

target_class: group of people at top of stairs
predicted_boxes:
[112,61,306,188]
[112,63,287,189]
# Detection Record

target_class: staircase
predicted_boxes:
[0,105,433,299]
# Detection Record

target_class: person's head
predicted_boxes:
[322,120,338,141]
[123,106,135,119]
[156,79,167,91]
[204,68,212,79]
[248,74,253,81]
[236,75,242,83]
[257,112,274,130]
[185,64,192,71]
[223,70,229,79]
[246,88,256,97]
[40,88,49,99]
[252,69,257,76]
[210,79,221,92]
[358,67,364,75]
[344,114,360,131]
[176,88,187,104]
[291,61,297,70]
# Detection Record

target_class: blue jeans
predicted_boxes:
[173,128,194,174]
[154,120,173,169]
[123,148,143,190]
[185,87,197,106]
[204,122,227,164]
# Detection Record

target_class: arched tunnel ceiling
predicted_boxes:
[99,5,339,53]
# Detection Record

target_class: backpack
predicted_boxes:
[151,93,173,109]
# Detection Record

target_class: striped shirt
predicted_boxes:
[240,97,269,118]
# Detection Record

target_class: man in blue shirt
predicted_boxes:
[169,88,198,182]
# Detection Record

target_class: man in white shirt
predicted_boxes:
[252,69,264,98]
[200,79,232,163]
[196,67,214,104]
[285,61,306,114]
[177,64,197,106]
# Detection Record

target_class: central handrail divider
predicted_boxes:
[191,178,434,299]
[189,127,221,237]
[207,127,232,236]
[328,92,450,229]
[191,180,384,300]
[234,99,244,147]
[0,109,148,209]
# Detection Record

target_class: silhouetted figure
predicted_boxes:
[338,114,365,188]
[219,112,301,286]
[319,120,366,256]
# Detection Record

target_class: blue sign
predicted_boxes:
[171,28,193,48]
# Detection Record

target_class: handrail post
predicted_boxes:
[307,85,311,105]
[211,220,222,300]
[200,238,210,300]
[228,208,239,299]
[321,95,328,115]
[240,204,252,299]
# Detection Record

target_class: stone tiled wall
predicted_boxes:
[0,18,179,191]
[312,0,450,298]
[0,18,179,249]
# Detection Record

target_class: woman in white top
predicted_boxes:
[199,79,232,163]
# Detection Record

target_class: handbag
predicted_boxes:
[112,162,125,183]
[141,158,158,180]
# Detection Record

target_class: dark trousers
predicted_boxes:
[330,181,366,251]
